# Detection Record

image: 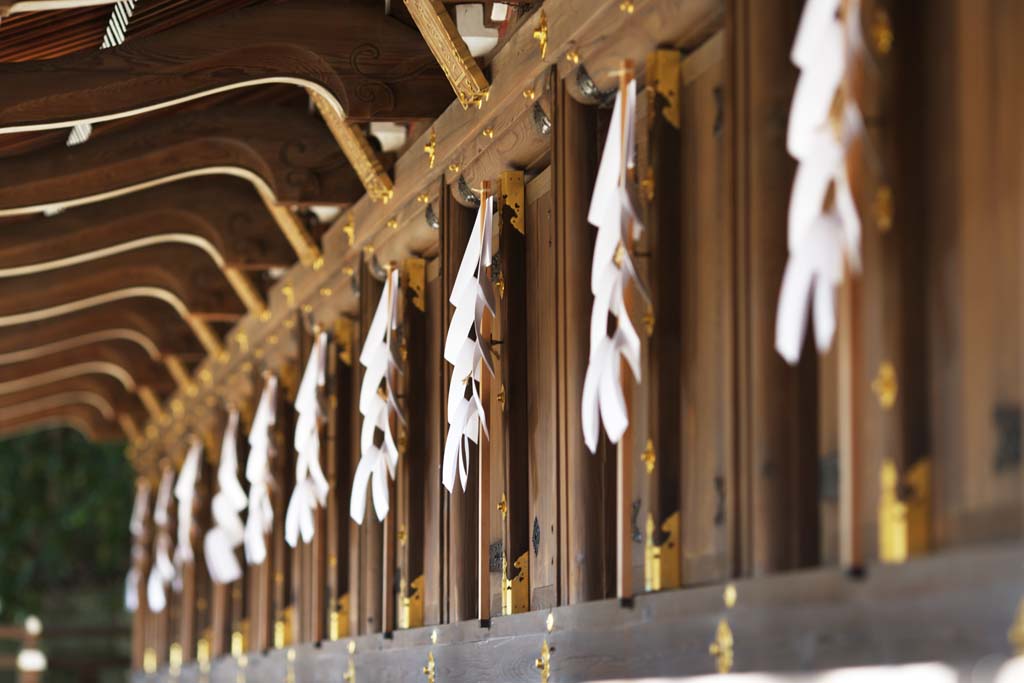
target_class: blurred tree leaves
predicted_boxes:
[0,428,132,619]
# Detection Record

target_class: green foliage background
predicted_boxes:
[0,427,133,619]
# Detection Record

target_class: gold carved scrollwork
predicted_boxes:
[308,90,394,204]
[404,0,490,110]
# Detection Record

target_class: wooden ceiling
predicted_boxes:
[0,0,458,443]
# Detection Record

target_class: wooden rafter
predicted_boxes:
[404,0,490,110]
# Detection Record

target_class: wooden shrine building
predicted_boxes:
[0,0,1021,681]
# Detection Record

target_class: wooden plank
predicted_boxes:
[552,75,614,605]
[146,543,1024,683]
[422,266,444,625]
[524,168,559,609]
[726,0,819,576]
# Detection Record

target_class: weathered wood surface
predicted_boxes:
[0,0,450,129]
[0,178,293,271]
[0,244,245,324]
[0,106,368,215]
[136,542,1024,683]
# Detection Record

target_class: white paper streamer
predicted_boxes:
[124,479,150,612]
[173,438,202,571]
[204,409,247,584]
[775,0,865,364]
[581,77,647,453]
[146,467,176,613]
[351,268,405,523]
[285,333,330,546]
[442,195,496,492]
[245,375,278,565]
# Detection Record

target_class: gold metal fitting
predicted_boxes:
[424,129,437,169]
[523,88,536,100]
[387,218,398,230]
[482,128,495,139]
[417,193,431,204]
[532,10,548,60]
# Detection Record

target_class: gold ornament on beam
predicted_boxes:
[424,129,437,169]
[532,10,548,60]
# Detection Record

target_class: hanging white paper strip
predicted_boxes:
[774,0,866,365]
[442,195,496,492]
[581,77,646,453]
[244,375,278,565]
[173,438,202,574]
[351,268,404,523]
[204,409,248,584]
[124,479,150,612]
[146,466,176,613]
[285,332,330,546]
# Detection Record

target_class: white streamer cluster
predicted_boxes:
[245,375,278,565]
[146,467,175,613]
[351,268,404,522]
[124,479,150,612]
[581,78,646,453]
[285,332,330,546]
[775,0,866,364]
[203,410,247,584]
[442,195,496,491]
[173,438,202,572]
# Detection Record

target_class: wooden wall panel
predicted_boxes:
[422,267,444,625]
[525,168,559,609]
[924,0,1024,547]
[727,0,820,576]
[553,77,616,605]
[441,189,479,622]
[357,264,384,634]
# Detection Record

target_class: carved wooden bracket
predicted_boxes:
[404,0,491,110]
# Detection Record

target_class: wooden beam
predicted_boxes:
[403,0,490,109]
[0,301,203,365]
[0,106,369,216]
[0,342,174,397]
[0,403,124,441]
[0,1,450,127]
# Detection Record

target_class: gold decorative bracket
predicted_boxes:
[646,49,680,129]
[343,641,356,682]
[330,594,350,640]
[421,652,435,683]
[308,90,394,203]
[878,460,908,564]
[499,170,525,234]
[404,258,427,312]
[501,550,530,615]
[708,584,736,673]
[400,575,425,629]
[404,0,490,110]
[535,640,551,683]
[644,510,680,591]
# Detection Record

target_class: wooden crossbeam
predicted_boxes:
[404,0,491,110]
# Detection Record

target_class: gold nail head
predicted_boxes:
[312,255,325,271]
[387,218,398,230]
[546,611,554,633]
[448,163,461,174]
[565,49,581,65]
[342,266,354,277]
[302,303,314,314]
[482,128,495,139]
[723,583,737,609]
[871,8,894,55]
[320,287,333,298]
[872,361,899,409]
[343,220,355,246]
[641,438,656,474]
[619,0,635,13]
[523,88,536,100]
[259,309,272,322]
[347,640,356,654]
[496,493,508,519]
[430,629,438,645]
[874,185,894,233]
[269,335,279,345]
[417,193,430,204]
